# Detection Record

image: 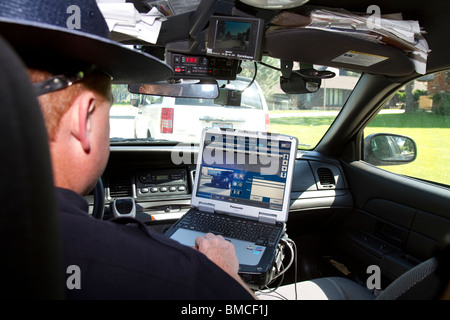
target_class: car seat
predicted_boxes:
[258,245,449,300]
[0,36,64,299]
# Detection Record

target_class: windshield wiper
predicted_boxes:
[109,138,179,145]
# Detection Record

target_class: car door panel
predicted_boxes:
[334,160,450,285]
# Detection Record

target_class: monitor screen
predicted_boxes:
[207,16,264,61]
[214,20,251,51]
[196,131,292,211]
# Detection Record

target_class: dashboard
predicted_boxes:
[90,146,353,229]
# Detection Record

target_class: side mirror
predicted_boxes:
[364,133,417,166]
[130,98,139,107]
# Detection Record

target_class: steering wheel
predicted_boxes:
[91,178,105,220]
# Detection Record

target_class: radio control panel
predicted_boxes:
[166,51,238,80]
[136,168,189,198]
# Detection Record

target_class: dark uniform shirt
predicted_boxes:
[56,187,254,300]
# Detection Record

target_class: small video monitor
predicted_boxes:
[206,15,265,61]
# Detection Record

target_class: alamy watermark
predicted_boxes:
[366,265,381,290]
[66,5,81,30]
[66,265,81,290]
[366,5,382,30]
[65,263,382,293]
[171,133,287,176]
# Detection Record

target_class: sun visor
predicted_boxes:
[264,28,415,76]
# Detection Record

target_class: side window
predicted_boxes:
[363,70,450,186]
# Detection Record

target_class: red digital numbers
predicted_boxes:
[185,57,197,63]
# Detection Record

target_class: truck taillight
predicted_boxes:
[265,113,270,132]
[160,108,174,133]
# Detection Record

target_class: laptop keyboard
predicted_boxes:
[177,209,283,247]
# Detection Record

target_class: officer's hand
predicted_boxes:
[194,232,239,276]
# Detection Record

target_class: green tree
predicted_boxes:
[404,82,415,113]
[239,57,281,97]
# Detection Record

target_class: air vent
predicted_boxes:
[108,175,133,198]
[317,167,335,187]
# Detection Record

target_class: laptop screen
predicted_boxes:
[196,130,294,212]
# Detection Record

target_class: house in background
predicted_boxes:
[267,68,360,110]
[415,71,450,111]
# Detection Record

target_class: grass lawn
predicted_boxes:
[270,111,450,186]
[270,115,336,149]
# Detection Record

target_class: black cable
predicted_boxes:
[241,62,257,92]
[258,61,281,72]
[256,236,297,300]
[290,238,298,300]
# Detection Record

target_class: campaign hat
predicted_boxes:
[0,0,173,83]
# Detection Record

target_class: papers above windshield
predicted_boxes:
[97,0,165,44]
[306,9,430,74]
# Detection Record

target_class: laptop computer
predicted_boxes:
[165,127,297,286]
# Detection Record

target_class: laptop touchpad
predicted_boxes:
[170,229,266,266]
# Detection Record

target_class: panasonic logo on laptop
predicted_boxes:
[230,205,243,210]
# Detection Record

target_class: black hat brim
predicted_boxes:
[0,17,173,83]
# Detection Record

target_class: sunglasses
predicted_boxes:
[32,66,111,96]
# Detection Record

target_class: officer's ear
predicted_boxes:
[70,90,96,153]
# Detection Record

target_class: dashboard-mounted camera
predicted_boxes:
[280,65,336,94]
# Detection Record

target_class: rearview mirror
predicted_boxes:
[364,133,417,166]
[128,80,219,99]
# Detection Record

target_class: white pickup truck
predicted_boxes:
[133,77,270,143]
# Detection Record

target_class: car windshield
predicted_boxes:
[110,58,361,149]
